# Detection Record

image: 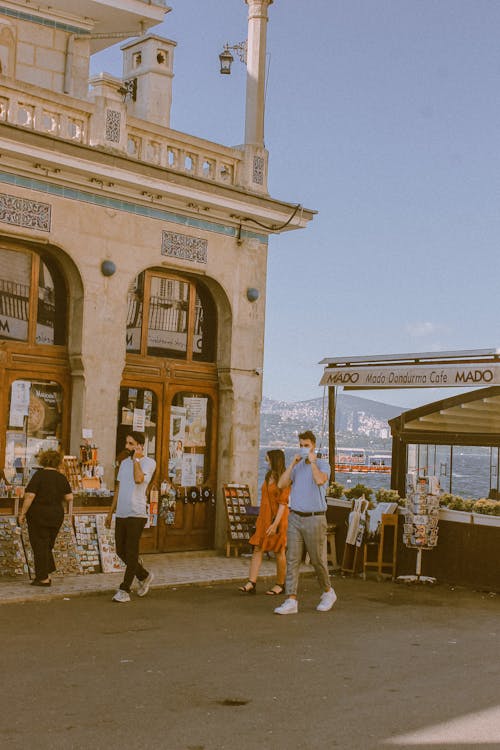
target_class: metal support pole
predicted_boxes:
[415,548,422,578]
[328,386,336,482]
[489,446,493,492]
[449,445,454,494]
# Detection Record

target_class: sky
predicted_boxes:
[91,0,500,411]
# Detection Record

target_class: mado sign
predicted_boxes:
[319,364,500,389]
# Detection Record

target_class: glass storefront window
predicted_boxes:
[0,247,67,345]
[125,271,216,363]
[4,379,64,482]
[147,276,189,358]
[169,392,212,486]
[406,443,494,498]
[0,248,31,342]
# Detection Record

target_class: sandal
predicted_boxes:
[238,581,256,594]
[265,583,285,596]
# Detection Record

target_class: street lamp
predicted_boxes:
[218,41,247,74]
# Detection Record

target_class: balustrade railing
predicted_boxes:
[0,82,92,145]
[125,118,242,186]
[0,81,245,189]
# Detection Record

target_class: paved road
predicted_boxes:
[1,578,499,750]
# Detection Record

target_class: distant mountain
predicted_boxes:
[260,394,406,448]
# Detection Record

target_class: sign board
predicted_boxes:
[319,364,500,389]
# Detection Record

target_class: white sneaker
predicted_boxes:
[316,588,337,612]
[136,572,154,597]
[112,589,130,603]
[274,598,298,615]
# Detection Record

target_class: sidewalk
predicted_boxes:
[0,551,312,605]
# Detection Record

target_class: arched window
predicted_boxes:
[125,271,216,363]
[0,246,67,346]
[0,245,70,480]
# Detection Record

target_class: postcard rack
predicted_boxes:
[223,483,258,557]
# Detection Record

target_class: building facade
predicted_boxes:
[0,0,313,552]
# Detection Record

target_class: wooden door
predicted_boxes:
[156,385,217,552]
[116,381,217,553]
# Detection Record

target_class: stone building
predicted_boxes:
[0,0,314,552]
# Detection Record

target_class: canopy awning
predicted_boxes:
[389,386,500,442]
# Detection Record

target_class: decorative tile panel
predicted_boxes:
[0,192,51,232]
[253,155,265,185]
[105,109,121,143]
[161,230,208,264]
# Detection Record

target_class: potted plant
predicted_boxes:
[439,494,472,523]
[344,483,373,502]
[375,488,402,506]
[326,481,345,499]
[471,498,500,526]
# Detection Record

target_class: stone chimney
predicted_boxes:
[121,34,176,127]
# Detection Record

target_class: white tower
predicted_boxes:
[121,34,176,127]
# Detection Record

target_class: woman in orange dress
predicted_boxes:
[239,449,289,596]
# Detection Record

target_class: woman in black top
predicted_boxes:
[18,450,73,586]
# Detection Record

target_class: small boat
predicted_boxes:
[335,448,391,474]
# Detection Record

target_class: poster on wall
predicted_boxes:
[181,453,196,486]
[183,397,207,447]
[169,406,186,483]
[195,454,205,485]
[9,380,31,428]
[27,382,62,439]
[132,408,146,432]
[170,406,186,443]
[180,453,205,487]
[4,432,27,482]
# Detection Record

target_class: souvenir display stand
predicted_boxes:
[223,483,258,557]
[79,441,101,489]
[397,474,439,584]
[62,456,82,493]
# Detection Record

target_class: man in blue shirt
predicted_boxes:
[274,430,337,615]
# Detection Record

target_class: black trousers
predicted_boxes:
[27,517,62,581]
[115,516,149,592]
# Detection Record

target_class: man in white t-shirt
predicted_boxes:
[105,431,156,603]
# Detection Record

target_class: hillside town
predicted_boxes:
[260,395,399,447]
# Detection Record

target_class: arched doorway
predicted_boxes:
[118,269,219,552]
[0,242,71,481]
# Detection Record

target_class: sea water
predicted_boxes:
[256,447,494,501]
